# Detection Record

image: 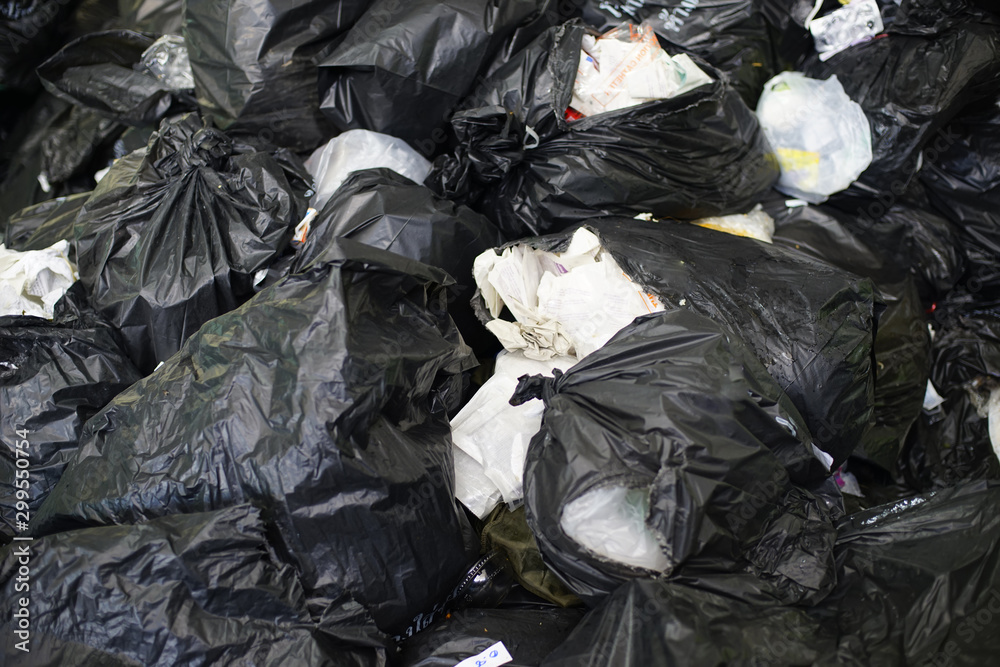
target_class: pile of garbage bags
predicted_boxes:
[4,0,1000,664]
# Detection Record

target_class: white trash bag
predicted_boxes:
[756,72,872,203]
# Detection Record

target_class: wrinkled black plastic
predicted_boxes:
[429,21,778,239]
[318,0,561,154]
[0,0,82,96]
[543,481,1000,665]
[113,0,183,34]
[519,309,838,605]
[0,286,140,544]
[74,113,305,374]
[766,199,931,471]
[37,30,197,126]
[803,16,1000,212]
[497,218,876,467]
[34,241,479,635]
[398,607,585,667]
[3,191,88,252]
[921,98,1000,297]
[293,168,505,356]
[1,505,383,665]
[578,0,776,105]
[184,0,369,152]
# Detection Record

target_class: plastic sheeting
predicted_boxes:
[34,241,478,635]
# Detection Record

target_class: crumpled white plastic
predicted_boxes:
[474,228,665,361]
[561,485,670,572]
[693,204,775,244]
[304,130,432,211]
[451,351,575,518]
[0,240,78,319]
[756,71,873,203]
[570,24,713,117]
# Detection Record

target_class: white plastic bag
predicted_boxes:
[561,485,670,571]
[0,241,78,319]
[692,204,775,243]
[304,130,432,211]
[451,351,575,518]
[756,72,872,203]
[474,228,665,361]
[570,24,712,117]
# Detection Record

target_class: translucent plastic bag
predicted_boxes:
[304,130,431,211]
[756,72,872,203]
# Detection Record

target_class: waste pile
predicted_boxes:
[3,1,1000,664]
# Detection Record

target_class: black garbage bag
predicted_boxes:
[920,97,1000,297]
[542,481,1000,666]
[183,0,369,152]
[397,606,585,667]
[0,286,141,544]
[113,0,183,34]
[577,0,777,106]
[291,168,505,357]
[830,481,1000,665]
[542,578,839,667]
[515,309,838,605]
[0,505,383,665]
[0,0,83,96]
[73,112,307,374]
[428,21,778,239]
[802,12,1000,213]
[491,218,876,468]
[899,386,1000,493]
[317,0,562,155]
[765,199,932,472]
[37,30,198,127]
[3,192,88,252]
[0,94,123,225]
[34,241,479,635]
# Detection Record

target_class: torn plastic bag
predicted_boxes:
[452,351,575,517]
[306,131,432,212]
[290,169,505,358]
[397,606,585,667]
[184,0,369,152]
[0,285,140,544]
[756,71,873,203]
[429,21,778,239]
[577,0,778,106]
[3,192,88,252]
[542,578,838,667]
[34,240,479,635]
[516,309,838,605]
[317,0,563,154]
[0,241,77,318]
[37,30,197,127]
[801,16,1000,212]
[920,97,1000,298]
[73,113,306,374]
[764,198,931,472]
[0,505,383,665]
[830,481,1000,665]
[481,218,877,468]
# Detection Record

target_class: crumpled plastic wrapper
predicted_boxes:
[139,34,195,91]
[0,240,78,319]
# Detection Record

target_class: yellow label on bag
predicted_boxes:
[776,147,821,189]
